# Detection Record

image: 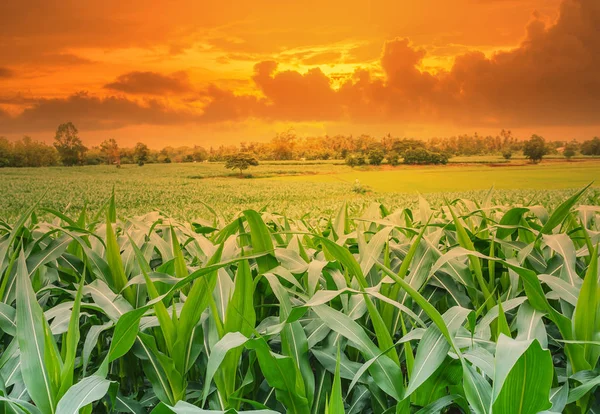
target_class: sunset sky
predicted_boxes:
[1,0,599,147]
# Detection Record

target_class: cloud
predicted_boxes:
[200,0,600,127]
[0,92,198,133]
[2,0,599,136]
[0,67,13,78]
[104,71,192,95]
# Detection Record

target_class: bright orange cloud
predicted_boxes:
[0,0,598,145]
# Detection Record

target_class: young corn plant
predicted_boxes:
[0,185,599,413]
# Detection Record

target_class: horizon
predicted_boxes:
[1,0,599,147]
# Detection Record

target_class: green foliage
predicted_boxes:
[581,136,600,156]
[563,143,577,160]
[53,122,87,166]
[387,151,400,166]
[224,152,259,176]
[133,142,150,166]
[367,148,384,166]
[0,136,58,168]
[1,187,599,412]
[344,153,366,167]
[403,148,449,165]
[523,134,548,163]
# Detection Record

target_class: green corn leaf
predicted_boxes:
[55,376,114,414]
[105,214,134,304]
[16,248,57,414]
[491,336,553,414]
[58,278,85,399]
[573,243,600,368]
[539,183,591,235]
[327,346,344,414]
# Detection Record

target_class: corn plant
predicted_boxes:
[0,187,599,413]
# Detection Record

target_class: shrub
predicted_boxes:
[387,151,400,166]
[368,149,385,165]
[523,134,548,163]
[345,153,366,167]
[563,144,576,160]
[403,148,449,165]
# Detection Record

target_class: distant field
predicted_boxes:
[270,160,600,192]
[1,159,598,220]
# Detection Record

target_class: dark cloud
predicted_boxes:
[0,67,13,78]
[202,0,600,127]
[0,92,197,133]
[104,71,192,95]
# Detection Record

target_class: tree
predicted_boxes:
[502,150,513,160]
[563,143,576,160]
[100,138,120,166]
[225,153,259,176]
[0,137,12,167]
[523,134,547,164]
[134,142,150,166]
[368,148,385,165]
[53,122,87,166]
[387,151,400,166]
[345,153,366,167]
[580,137,600,156]
[403,148,449,165]
[271,130,296,160]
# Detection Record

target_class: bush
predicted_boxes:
[345,153,366,167]
[563,144,576,160]
[403,148,449,165]
[368,149,385,165]
[502,150,512,160]
[523,134,547,163]
[387,152,400,166]
[581,137,600,155]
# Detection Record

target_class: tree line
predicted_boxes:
[0,123,598,168]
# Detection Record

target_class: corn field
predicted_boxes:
[0,186,599,413]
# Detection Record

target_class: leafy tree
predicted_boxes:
[403,148,449,165]
[225,152,259,176]
[0,137,12,167]
[192,146,208,162]
[53,122,87,166]
[391,138,425,155]
[502,150,512,160]
[134,142,150,166]
[523,134,547,164]
[345,153,366,167]
[99,138,120,166]
[271,130,296,160]
[387,151,400,166]
[580,137,600,156]
[563,143,576,160]
[368,148,385,165]
[13,136,58,167]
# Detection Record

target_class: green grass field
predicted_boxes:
[1,159,599,220]
[271,160,600,192]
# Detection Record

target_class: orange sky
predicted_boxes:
[1,0,599,147]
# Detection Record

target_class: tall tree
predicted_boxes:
[0,137,12,167]
[133,142,150,166]
[523,134,547,164]
[53,122,87,166]
[99,138,120,166]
